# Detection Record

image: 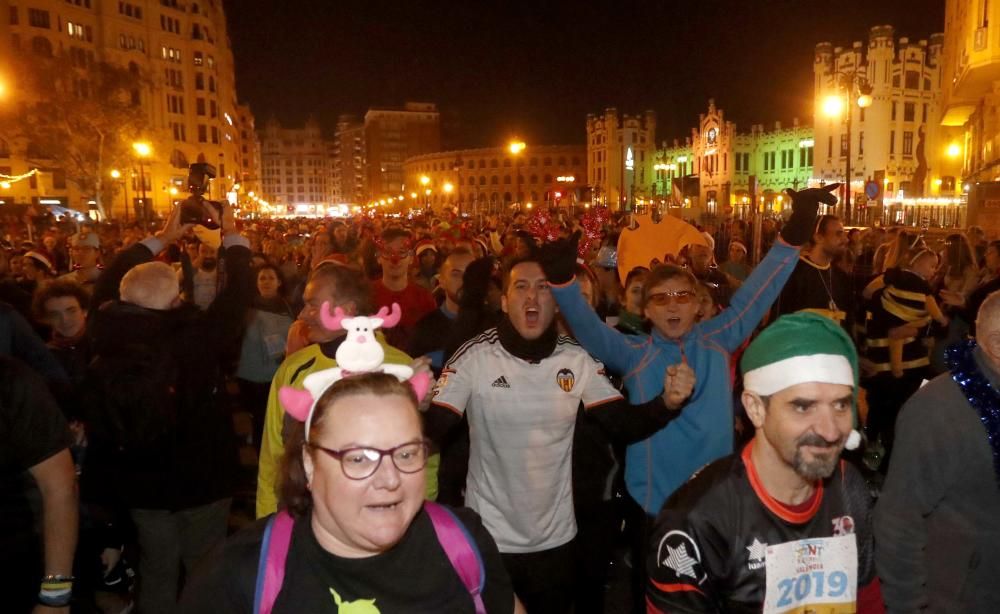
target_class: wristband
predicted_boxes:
[38,575,74,607]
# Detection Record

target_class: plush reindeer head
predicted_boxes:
[278,301,429,440]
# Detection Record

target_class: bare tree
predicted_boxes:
[0,50,151,217]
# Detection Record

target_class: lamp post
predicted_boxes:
[110,169,126,221]
[823,74,872,224]
[132,141,152,228]
[509,140,526,209]
[420,175,431,209]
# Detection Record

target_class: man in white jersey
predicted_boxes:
[427,255,693,613]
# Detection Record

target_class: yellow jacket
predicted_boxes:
[255,336,438,517]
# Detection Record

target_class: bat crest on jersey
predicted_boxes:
[556,368,576,392]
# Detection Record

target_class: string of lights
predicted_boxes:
[0,168,39,187]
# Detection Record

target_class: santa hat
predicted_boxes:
[415,239,437,257]
[741,312,862,450]
[729,240,747,254]
[24,251,56,276]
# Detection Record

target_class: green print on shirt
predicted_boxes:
[330,588,380,613]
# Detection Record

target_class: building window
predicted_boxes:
[905,71,920,90]
[891,102,897,121]
[29,8,51,28]
[828,136,833,158]
[196,98,205,115]
[194,51,203,65]
[198,125,207,143]
[503,175,511,185]
[904,102,915,122]
[903,131,913,156]
[922,103,928,123]
[503,159,511,168]
[10,6,18,25]
[840,134,848,157]
[195,73,204,90]
[890,130,896,154]
[858,131,864,155]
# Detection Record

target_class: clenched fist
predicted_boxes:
[663,361,696,411]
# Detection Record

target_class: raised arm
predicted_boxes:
[701,185,837,351]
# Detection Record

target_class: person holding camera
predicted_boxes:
[83,196,254,614]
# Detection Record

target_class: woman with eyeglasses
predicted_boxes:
[182,372,520,613]
[538,187,834,607]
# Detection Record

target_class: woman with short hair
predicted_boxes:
[183,372,520,613]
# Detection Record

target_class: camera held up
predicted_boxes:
[180,162,223,230]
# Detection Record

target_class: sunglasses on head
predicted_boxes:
[646,290,696,306]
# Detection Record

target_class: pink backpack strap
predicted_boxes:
[253,511,295,614]
[424,501,487,614]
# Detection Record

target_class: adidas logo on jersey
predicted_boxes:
[491,376,511,388]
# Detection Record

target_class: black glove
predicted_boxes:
[537,230,581,285]
[458,256,496,310]
[779,184,840,246]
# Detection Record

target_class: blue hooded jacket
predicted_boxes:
[552,239,800,513]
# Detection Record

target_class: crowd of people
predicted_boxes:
[1,185,999,613]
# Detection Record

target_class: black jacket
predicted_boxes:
[83,239,253,510]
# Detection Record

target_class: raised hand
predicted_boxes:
[779,183,840,246]
[663,358,696,411]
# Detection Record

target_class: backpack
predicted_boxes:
[253,502,487,614]
[86,341,180,463]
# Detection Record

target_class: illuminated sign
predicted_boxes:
[625,146,634,170]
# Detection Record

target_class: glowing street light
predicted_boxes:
[0,181,10,190]
[822,95,845,118]
[947,143,962,158]
[420,175,430,186]
[110,169,121,179]
[508,140,526,155]
[132,141,152,157]
[443,182,454,193]
[410,192,418,199]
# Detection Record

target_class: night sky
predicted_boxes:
[229,0,945,148]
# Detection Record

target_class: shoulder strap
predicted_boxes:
[424,501,487,614]
[253,511,295,614]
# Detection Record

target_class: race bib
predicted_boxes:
[763,534,858,614]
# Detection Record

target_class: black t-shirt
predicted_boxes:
[183,505,514,613]
[775,256,855,333]
[0,357,72,550]
[647,443,877,614]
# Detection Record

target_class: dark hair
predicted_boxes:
[255,263,287,297]
[944,233,977,279]
[278,373,420,517]
[624,266,649,292]
[32,279,90,322]
[575,263,601,309]
[381,227,412,244]
[308,263,372,314]
[640,264,697,310]
[502,255,542,292]
[811,214,841,244]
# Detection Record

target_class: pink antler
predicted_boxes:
[319,302,348,332]
[409,371,432,401]
[279,387,314,422]
[375,303,403,329]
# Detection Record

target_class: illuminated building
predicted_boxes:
[939,0,1000,230]
[1,0,253,219]
[402,145,586,212]
[259,118,334,215]
[814,26,945,223]
[364,102,440,200]
[332,114,365,205]
[652,100,814,220]
[585,108,657,211]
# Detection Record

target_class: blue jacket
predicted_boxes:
[552,239,800,513]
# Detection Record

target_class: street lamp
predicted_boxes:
[132,141,152,227]
[508,139,526,207]
[443,182,454,208]
[110,169,126,221]
[946,143,962,159]
[822,74,872,223]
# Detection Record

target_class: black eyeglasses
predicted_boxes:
[307,440,431,480]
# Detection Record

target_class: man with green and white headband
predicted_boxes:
[646,313,883,613]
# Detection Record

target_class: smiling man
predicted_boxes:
[646,313,883,614]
